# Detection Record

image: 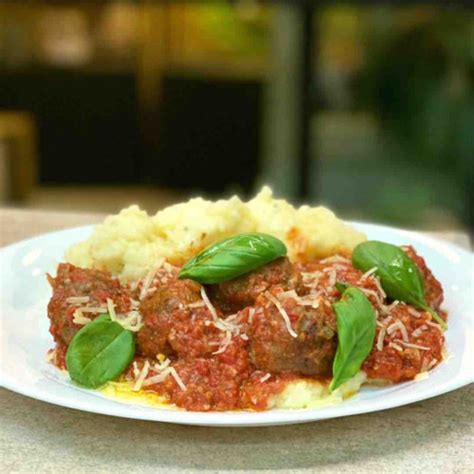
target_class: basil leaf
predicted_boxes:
[335,282,349,293]
[352,241,446,329]
[330,287,376,391]
[178,233,287,284]
[66,314,135,388]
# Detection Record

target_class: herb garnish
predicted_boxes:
[66,314,135,388]
[178,233,287,284]
[330,287,376,391]
[352,241,447,329]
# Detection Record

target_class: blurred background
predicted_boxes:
[0,0,472,234]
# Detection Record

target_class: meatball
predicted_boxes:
[137,278,202,357]
[403,246,444,310]
[248,291,337,376]
[47,263,132,347]
[208,257,301,312]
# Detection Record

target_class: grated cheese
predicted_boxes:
[394,339,430,351]
[72,311,92,325]
[265,291,298,338]
[389,342,403,352]
[371,277,386,298]
[75,306,107,313]
[426,320,443,332]
[200,287,240,334]
[360,288,384,308]
[200,287,218,320]
[376,327,386,351]
[385,300,400,314]
[116,310,143,332]
[412,326,427,338]
[407,307,421,318]
[360,266,378,281]
[66,296,90,304]
[277,290,299,301]
[326,269,337,288]
[260,373,271,383]
[212,330,232,355]
[133,360,150,391]
[187,301,206,309]
[139,258,165,300]
[387,320,409,341]
[169,367,187,391]
[320,255,350,264]
[142,367,172,387]
[248,307,255,324]
[132,361,139,378]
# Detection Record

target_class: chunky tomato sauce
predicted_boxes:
[47,246,446,412]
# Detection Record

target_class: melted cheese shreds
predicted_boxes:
[265,291,298,338]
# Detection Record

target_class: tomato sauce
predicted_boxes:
[48,247,447,412]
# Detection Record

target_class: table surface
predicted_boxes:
[1,208,473,474]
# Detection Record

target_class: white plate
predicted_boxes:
[0,223,472,427]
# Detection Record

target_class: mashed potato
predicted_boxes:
[99,372,366,411]
[66,186,366,281]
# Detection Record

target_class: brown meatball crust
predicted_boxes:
[47,263,133,347]
[208,257,301,313]
[248,291,337,376]
[137,278,202,357]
